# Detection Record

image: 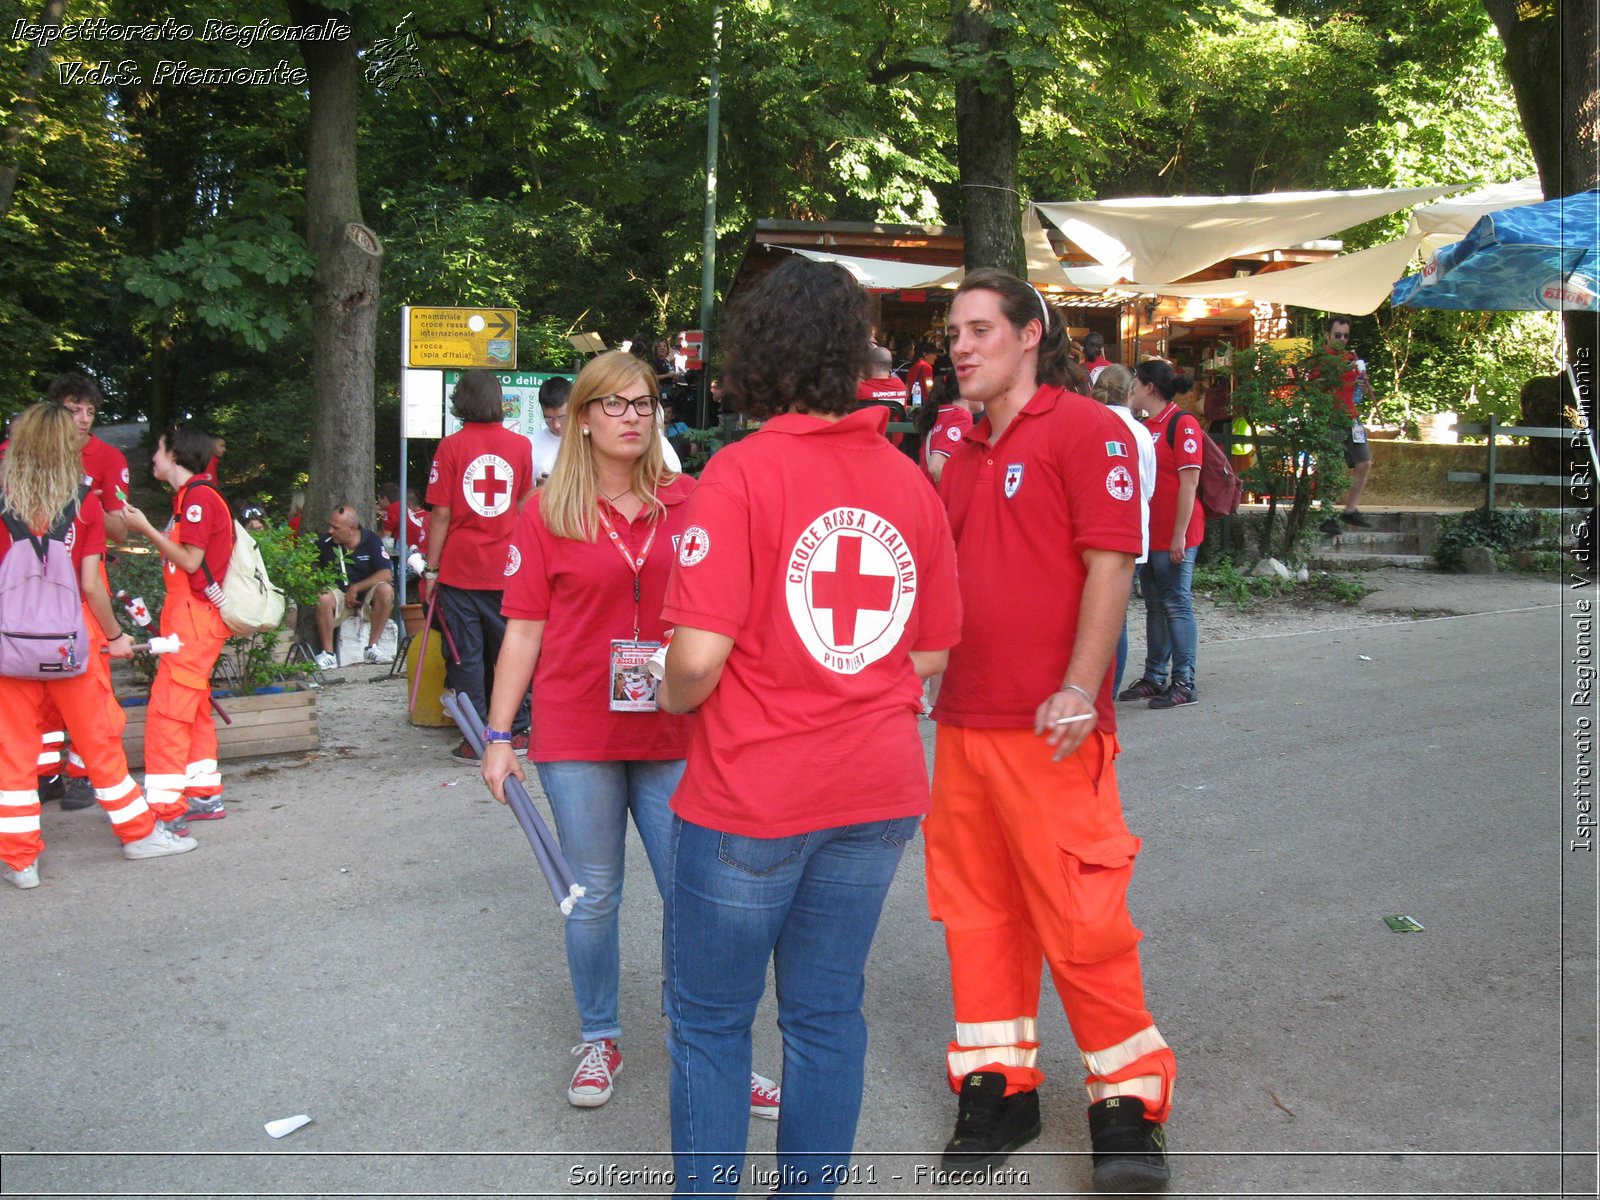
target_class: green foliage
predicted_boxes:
[251,522,340,608]
[1362,308,1560,429]
[1194,560,1372,608]
[120,213,314,353]
[224,629,315,694]
[1432,504,1540,570]
[1228,345,1351,559]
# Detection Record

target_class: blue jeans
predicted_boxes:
[666,814,918,1197]
[1140,546,1199,688]
[535,758,682,1043]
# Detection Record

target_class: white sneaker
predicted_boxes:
[123,825,199,860]
[4,862,40,889]
[314,651,338,670]
[364,644,393,664]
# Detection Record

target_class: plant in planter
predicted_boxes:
[110,523,340,693]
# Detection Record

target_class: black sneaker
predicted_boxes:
[36,774,65,803]
[1147,682,1196,709]
[942,1071,1041,1168]
[1088,1096,1170,1193]
[59,776,97,811]
[1340,509,1373,528]
[1320,518,1342,536]
[1116,678,1165,702]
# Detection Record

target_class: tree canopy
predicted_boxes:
[0,0,1549,501]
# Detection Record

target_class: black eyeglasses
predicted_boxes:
[590,394,657,417]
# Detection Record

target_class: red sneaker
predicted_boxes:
[568,1039,621,1107]
[750,1071,781,1120]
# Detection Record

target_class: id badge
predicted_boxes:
[610,639,662,712]
[1349,422,1367,444]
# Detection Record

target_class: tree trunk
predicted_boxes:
[290,0,382,535]
[0,0,66,220]
[949,0,1024,276]
[1483,0,1598,436]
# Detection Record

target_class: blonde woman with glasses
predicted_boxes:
[481,350,778,1119]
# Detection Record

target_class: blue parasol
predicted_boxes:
[1391,190,1599,311]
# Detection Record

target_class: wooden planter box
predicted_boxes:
[120,687,320,769]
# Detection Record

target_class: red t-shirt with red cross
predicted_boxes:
[662,406,962,839]
[385,500,428,553]
[922,404,974,475]
[426,422,534,590]
[165,475,233,605]
[501,478,697,762]
[936,385,1142,732]
[81,436,129,516]
[1142,403,1206,553]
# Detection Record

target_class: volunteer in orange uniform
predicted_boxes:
[424,370,535,763]
[658,258,961,1195]
[27,374,132,810]
[928,268,1175,1194]
[122,426,234,830]
[0,403,194,889]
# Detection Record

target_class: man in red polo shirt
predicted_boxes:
[424,370,535,762]
[1318,315,1375,532]
[927,269,1175,1194]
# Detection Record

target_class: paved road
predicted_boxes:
[3,576,1592,1198]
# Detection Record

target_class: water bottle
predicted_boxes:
[911,381,923,407]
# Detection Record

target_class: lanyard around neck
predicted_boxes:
[595,502,659,640]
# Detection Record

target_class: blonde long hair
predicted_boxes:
[2,403,83,533]
[542,350,676,541]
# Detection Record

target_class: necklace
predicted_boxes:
[602,486,633,503]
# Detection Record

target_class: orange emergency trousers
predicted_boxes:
[36,561,116,783]
[0,601,156,871]
[924,725,1175,1123]
[142,586,228,822]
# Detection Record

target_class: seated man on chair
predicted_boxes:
[315,506,395,668]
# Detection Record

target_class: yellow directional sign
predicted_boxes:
[406,306,518,369]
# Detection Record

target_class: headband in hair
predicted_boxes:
[1033,286,1051,328]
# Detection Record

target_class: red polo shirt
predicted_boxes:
[81,436,129,516]
[426,422,534,591]
[936,385,1141,732]
[663,407,961,838]
[167,475,233,605]
[1142,403,1205,552]
[502,477,697,762]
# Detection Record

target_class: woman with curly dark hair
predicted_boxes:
[656,256,962,1195]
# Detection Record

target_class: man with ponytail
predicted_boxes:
[925,268,1175,1192]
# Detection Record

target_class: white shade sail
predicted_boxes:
[1033,184,1462,284]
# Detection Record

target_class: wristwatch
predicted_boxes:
[483,727,514,744]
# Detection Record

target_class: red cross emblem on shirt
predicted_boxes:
[472,465,509,506]
[683,532,704,557]
[811,534,895,646]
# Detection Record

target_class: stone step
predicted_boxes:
[1322,529,1424,554]
[1310,550,1435,570]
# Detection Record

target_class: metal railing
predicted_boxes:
[1447,416,1594,510]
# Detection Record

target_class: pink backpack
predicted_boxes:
[0,497,89,679]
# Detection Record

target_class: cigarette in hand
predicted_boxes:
[1052,712,1094,726]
